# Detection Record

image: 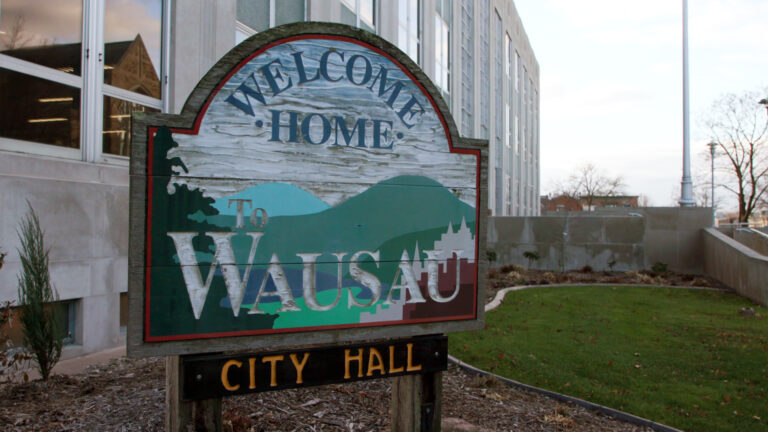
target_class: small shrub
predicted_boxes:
[522,250,541,269]
[486,250,497,262]
[580,265,594,273]
[607,258,617,272]
[651,261,669,274]
[17,204,63,380]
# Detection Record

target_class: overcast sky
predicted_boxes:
[514,0,768,208]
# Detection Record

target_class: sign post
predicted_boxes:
[129,22,487,431]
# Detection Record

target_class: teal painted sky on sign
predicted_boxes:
[212,183,331,217]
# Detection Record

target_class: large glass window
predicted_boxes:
[460,0,473,136]
[479,0,490,140]
[397,0,420,64]
[0,0,83,75]
[103,95,159,156]
[342,0,376,33]
[236,0,305,42]
[434,0,451,99]
[0,0,166,160]
[493,11,503,215]
[516,51,522,155]
[0,68,81,149]
[237,0,270,34]
[104,0,162,96]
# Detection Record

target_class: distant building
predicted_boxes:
[586,195,639,210]
[540,195,582,212]
[541,194,639,213]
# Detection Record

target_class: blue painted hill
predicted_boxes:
[212,182,330,218]
[222,175,475,265]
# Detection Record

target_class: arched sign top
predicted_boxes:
[171,28,475,206]
[129,22,488,357]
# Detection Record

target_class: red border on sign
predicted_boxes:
[145,35,482,342]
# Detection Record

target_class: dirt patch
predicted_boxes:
[0,356,655,431]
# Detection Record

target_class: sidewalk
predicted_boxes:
[20,345,127,380]
[53,345,126,375]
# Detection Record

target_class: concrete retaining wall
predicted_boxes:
[487,208,710,273]
[734,229,768,256]
[487,215,644,272]
[703,228,768,306]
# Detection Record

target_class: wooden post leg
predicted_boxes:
[391,372,442,432]
[166,355,223,432]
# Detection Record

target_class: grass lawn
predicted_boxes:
[450,286,768,432]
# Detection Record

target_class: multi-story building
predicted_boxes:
[0,0,539,356]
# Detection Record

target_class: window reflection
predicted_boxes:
[103,95,159,156]
[0,0,83,74]
[104,0,161,97]
[0,68,80,148]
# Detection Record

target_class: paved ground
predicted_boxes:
[23,346,127,380]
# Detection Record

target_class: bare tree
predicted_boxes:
[1,16,33,50]
[704,88,768,223]
[555,163,625,211]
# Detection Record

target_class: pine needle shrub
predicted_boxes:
[17,204,63,380]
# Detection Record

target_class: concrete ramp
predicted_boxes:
[703,228,768,306]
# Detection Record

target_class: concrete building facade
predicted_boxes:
[0,0,539,356]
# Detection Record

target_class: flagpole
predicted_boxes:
[679,0,695,207]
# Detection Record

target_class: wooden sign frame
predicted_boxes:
[182,335,447,400]
[128,22,488,358]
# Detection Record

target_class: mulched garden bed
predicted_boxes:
[0,355,655,431]
[0,268,711,431]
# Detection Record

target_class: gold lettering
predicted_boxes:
[248,358,257,389]
[406,343,422,372]
[262,355,285,387]
[221,359,242,391]
[344,348,364,379]
[289,353,310,384]
[389,345,404,373]
[366,348,385,377]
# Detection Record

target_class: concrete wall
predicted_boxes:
[487,207,711,273]
[0,152,128,358]
[641,207,710,274]
[487,215,644,271]
[734,229,768,256]
[703,228,768,306]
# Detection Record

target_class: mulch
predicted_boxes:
[0,269,707,431]
[0,356,655,431]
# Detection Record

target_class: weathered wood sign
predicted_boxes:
[129,23,488,357]
[182,335,446,400]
